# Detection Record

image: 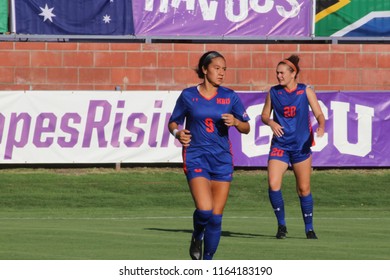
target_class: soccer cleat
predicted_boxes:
[306,230,318,239]
[276,225,288,239]
[189,236,202,260]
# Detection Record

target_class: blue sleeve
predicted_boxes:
[231,93,250,122]
[169,92,187,125]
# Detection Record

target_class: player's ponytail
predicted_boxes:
[279,54,300,78]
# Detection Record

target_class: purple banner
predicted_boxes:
[232,91,390,167]
[132,0,311,37]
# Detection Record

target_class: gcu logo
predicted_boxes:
[242,101,375,158]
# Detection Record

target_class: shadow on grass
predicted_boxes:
[145,227,274,238]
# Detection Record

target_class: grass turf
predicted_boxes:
[0,167,389,260]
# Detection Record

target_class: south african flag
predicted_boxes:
[315,0,390,37]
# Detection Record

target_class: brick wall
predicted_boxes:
[0,42,389,91]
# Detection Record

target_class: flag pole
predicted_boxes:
[9,0,16,33]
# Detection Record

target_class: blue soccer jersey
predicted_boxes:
[169,85,250,180]
[270,83,313,151]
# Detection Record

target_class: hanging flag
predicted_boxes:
[14,0,135,35]
[132,0,311,37]
[315,0,390,37]
[0,0,7,33]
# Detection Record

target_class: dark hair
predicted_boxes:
[196,51,225,79]
[279,54,300,78]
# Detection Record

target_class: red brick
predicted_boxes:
[15,67,47,84]
[268,44,299,52]
[63,52,94,67]
[267,68,278,85]
[159,84,188,91]
[0,42,389,91]
[237,69,267,85]
[189,53,202,70]
[315,53,345,68]
[126,84,156,90]
[0,51,30,66]
[362,44,390,53]
[300,44,330,52]
[0,42,14,50]
[60,84,91,90]
[204,44,236,53]
[252,53,280,69]
[361,69,390,88]
[224,69,237,85]
[158,52,189,68]
[94,85,117,90]
[79,68,111,84]
[173,69,198,84]
[15,42,46,50]
[79,43,110,51]
[300,69,329,86]
[330,69,360,85]
[344,85,376,91]
[237,44,267,52]
[95,52,126,67]
[174,44,204,52]
[0,84,28,90]
[250,52,264,69]
[111,68,142,85]
[110,43,142,51]
[224,52,252,68]
[346,53,377,69]
[47,68,78,84]
[297,53,315,69]
[142,43,173,51]
[126,52,157,68]
[331,44,361,53]
[377,53,390,69]
[315,85,340,91]
[31,51,62,67]
[0,68,14,83]
[47,42,78,51]
[142,68,173,84]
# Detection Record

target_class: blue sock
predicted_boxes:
[192,209,213,240]
[269,189,286,226]
[300,193,314,233]
[203,214,222,260]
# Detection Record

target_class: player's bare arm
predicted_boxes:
[221,113,250,134]
[306,87,325,137]
[168,122,192,146]
[261,93,284,137]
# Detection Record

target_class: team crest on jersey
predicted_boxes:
[192,98,199,102]
[297,90,304,95]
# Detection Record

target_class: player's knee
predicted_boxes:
[298,187,311,197]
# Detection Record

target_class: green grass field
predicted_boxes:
[0,167,389,260]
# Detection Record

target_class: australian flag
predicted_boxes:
[15,0,135,35]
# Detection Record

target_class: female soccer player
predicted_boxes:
[261,54,325,239]
[168,51,250,260]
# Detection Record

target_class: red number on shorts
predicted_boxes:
[205,118,214,133]
[270,147,284,157]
